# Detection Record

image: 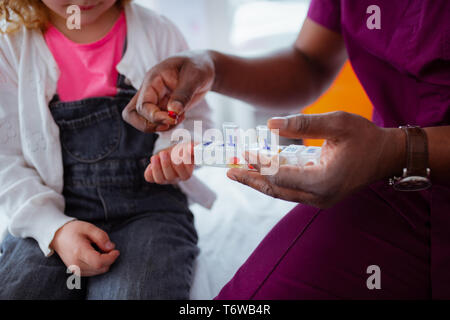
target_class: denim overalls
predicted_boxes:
[50,74,190,219]
[0,73,199,300]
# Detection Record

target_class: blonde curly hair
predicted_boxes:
[0,0,131,34]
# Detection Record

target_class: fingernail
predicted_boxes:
[105,242,115,250]
[268,117,288,129]
[168,101,184,114]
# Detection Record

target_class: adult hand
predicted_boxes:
[122,51,215,133]
[227,112,405,209]
[50,221,120,277]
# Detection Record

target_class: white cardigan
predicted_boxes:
[0,3,216,256]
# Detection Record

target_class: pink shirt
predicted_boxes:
[44,11,127,102]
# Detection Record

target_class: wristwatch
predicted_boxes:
[389,125,432,192]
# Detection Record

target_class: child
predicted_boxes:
[0,0,214,299]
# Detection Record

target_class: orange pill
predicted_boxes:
[231,157,240,165]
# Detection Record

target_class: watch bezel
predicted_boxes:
[392,174,432,192]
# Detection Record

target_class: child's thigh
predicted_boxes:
[86,212,199,300]
[0,234,85,300]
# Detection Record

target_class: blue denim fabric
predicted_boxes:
[0,74,199,300]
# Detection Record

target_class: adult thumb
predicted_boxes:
[267,111,350,140]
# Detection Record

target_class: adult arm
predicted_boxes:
[425,126,450,184]
[122,18,348,129]
[211,18,347,109]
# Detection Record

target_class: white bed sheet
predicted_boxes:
[189,167,296,300]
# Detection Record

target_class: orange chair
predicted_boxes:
[302,61,373,146]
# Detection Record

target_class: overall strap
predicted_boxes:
[116,36,138,97]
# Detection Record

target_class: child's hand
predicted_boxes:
[50,221,120,277]
[145,142,195,184]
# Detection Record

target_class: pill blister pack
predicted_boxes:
[194,123,322,170]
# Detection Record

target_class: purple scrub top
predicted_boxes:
[308,0,450,128]
[307,0,450,296]
[216,1,450,300]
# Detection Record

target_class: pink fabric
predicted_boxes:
[44,11,126,102]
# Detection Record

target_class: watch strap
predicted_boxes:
[400,125,430,177]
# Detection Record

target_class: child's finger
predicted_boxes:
[99,250,120,268]
[170,143,188,166]
[76,259,112,277]
[83,224,115,253]
[159,151,178,182]
[79,241,119,273]
[74,259,105,277]
[150,155,165,184]
[144,164,155,183]
[173,163,193,181]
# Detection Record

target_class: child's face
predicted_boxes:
[41,0,118,26]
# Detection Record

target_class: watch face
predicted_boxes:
[394,176,432,192]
